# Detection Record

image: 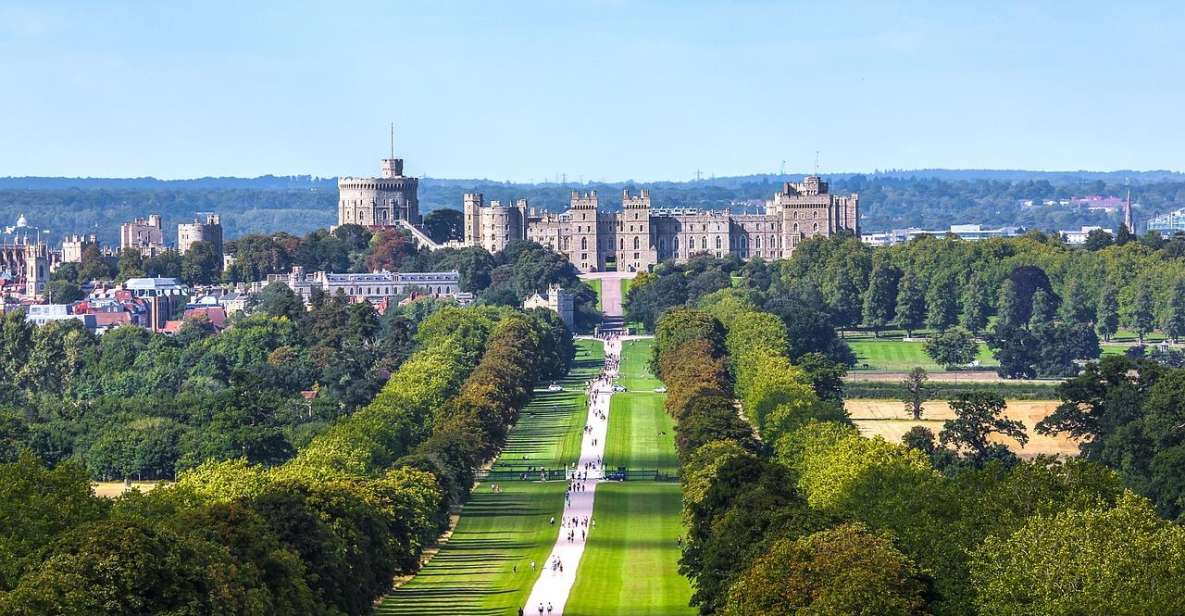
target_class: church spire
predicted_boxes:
[1125,189,1134,234]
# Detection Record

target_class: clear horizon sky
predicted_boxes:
[1,1,1183,181]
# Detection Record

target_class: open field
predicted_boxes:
[846,398,1079,459]
[848,337,997,373]
[92,481,167,498]
[380,340,604,615]
[565,336,694,615]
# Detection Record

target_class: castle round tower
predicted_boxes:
[337,155,420,228]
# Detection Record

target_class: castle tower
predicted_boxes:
[619,189,656,272]
[337,126,420,228]
[463,193,484,247]
[569,191,600,271]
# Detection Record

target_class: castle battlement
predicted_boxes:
[466,175,859,273]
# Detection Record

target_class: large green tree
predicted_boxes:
[894,272,926,337]
[723,524,930,616]
[862,258,899,337]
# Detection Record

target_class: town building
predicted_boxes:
[1060,226,1114,245]
[120,215,166,255]
[860,224,1025,247]
[61,234,98,263]
[269,267,464,304]
[523,284,574,329]
[464,176,859,273]
[24,304,96,329]
[178,214,223,255]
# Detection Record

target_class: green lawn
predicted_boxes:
[603,393,678,475]
[564,482,694,616]
[848,337,997,372]
[565,337,695,616]
[620,277,633,299]
[380,340,604,615]
[617,339,661,391]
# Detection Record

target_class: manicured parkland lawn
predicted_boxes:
[620,276,633,299]
[565,337,695,616]
[603,393,678,476]
[848,337,997,372]
[564,482,694,616]
[617,338,661,391]
[380,340,604,616]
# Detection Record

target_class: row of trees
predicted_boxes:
[796,231,1185,348]
[658,297,1185,615]
[0,303,571,614]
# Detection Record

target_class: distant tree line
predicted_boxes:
[6,171,1185,248]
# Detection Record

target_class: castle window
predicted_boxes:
[793,223,799,233]
[701,236,707,249]
[813,222,819,232]
[715,236,721,249]
[582,237,588,250]
[633,237,640,250]
[674,237,679,251]
[620,239,624,250]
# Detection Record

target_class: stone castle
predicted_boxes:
[339,152,859,273]
[465,176,859,272]
[337,156,420,227]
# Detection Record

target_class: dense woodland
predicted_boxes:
[1,234,595,485]
[3,171,1185,246]
[658,299,1185,615]
[0,300,572,614]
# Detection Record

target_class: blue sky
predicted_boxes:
[1,1,1182,180]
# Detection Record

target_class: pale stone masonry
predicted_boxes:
[465,176,859,273]
[337,157,420,227]
[339,153,859,273]
[120,214,165,254]
[178,214,223,255]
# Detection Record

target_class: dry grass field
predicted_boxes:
[92,481,167,498]
[846,399,1080,459]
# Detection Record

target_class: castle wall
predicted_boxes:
[460,176,858,273]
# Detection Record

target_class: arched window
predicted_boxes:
[813,222,819,232]
[715,236,721,249]
[793,222,799,233]
[674,237,679,252]
[582,237,588,250]
[755,236,762,249]
[701,236,707,249]
[633,236,640,249]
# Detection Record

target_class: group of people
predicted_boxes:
[519,333,623,616]
[521,602,555,616]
